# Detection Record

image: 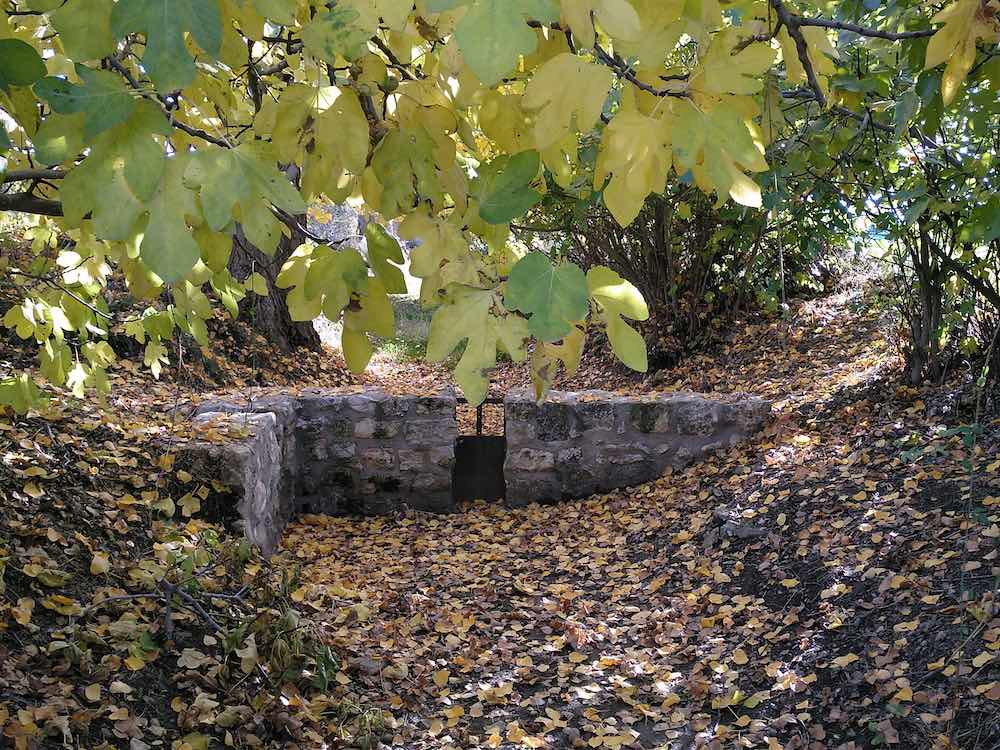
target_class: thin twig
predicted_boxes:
[371,36,418,80]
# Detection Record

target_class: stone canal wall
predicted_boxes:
[177,388,768,554]
[503,389,771,505]
[182,388,456,553]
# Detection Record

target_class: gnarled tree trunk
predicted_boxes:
[228,222,321,352]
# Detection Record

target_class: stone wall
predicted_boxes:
[504,389,771,506]
[180,388,456,553]
[175,387,769,554]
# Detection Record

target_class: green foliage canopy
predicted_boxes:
[0,0,997,408]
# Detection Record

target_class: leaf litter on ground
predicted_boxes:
[1,283,998,748]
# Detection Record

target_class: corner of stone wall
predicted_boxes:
[178,388,460,554]
[178,407,293,556]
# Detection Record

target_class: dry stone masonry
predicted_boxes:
[183,388,457,553]
[178,387,768,554]
[504,389,771,505]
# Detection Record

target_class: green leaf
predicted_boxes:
[50,0,116,61]
[522,52,614,150]
[60,100,169,230]
[140,155,202,283]
[371,128,444,218]
[903,196,931,226]
[427,285,528,403]
[252,0,298,24]
[301,6,372,63]
[365,223,408,294]
[894,89,920,136]
[530,323,585,401]
[34,65,137,139]
[0,124,11,152]
[302,246,367,315]
[587,266,648,371]
[184,142,306,239]
[478,150,542,224]
[111,0,222,91]
[341,278,395,372]
[341,328,373,373]
[0,39,47,92]
[451,0,559,86]
[504,251,588,342]
[246,272,269,295]
[32,113,86,165]
[0,373,47,415]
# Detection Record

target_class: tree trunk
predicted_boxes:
[228,222,321,352]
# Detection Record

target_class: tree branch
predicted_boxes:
[797,16,936,40]
[593,43,688,98]
[0,192,64,216]
[106,56,231,148]
[2,169,67,184]
[370,36,418,81]
[769,0,827,108]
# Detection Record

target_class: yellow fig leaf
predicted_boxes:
[561,0,642,48]
[595,109,672,227]
[522,53,614,150]
[925,0,1000,105]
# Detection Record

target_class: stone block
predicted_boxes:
[405,419,456,444]
[346,394,377,416]
[506,474,561,506]
[414,394,456,417]
[577,399,616,431]
[354,418,400,439]
[671,395,717,436]
[413,472,450,493]
[557,446,583,465]
[361,447,395,470]
[628,401,673,434]
[398,449,425,472]
[536,402,578,441]
[427,447,454,469]
[375,396,409,419]
[508,448,555,472]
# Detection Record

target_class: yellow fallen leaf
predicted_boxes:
[831,653,859,668]
[733,648,749,665]
[894,620,919,633]
[507,722,527,742]
[12,597,33,625]
[972,651,994,668]
[892,686,912,702]
[84,684,101,702]
[433,669,450,688]
[90,552,111,575]
[781,578,799,588]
